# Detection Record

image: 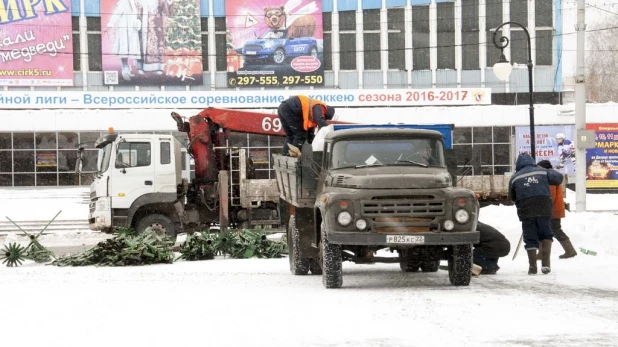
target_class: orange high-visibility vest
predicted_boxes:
[296,95,328,131]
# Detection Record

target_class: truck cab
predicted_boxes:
[87,131,183,237]
[274,124,480,288]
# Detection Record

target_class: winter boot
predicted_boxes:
[536,242,544,261]
[541,239,553,274]
[559,239,578,259]
[526,249,538,275]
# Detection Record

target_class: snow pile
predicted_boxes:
[479,204,618,257]
[0,187,89,221]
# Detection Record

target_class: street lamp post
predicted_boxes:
[492,22,536,160]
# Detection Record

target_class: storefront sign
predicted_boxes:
[225,0,324,87]
[100,0,202,86]
[0,88,492,109]
[515,125,576,179]
[585,124,618,188]
[0,0,74,86]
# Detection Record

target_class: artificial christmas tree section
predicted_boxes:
[100,0,203,86]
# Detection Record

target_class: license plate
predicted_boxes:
[246,51,257,55]
[386,235,425,244]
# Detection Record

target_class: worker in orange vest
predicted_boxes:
[537,160,578,259]
[277,95,335,157]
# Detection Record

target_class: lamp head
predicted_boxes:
[493,53,513,82]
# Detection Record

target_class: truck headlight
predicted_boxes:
[337,211,352,226]
[444,220,454,230]
[355,219,367,230]
[455,209,470,224]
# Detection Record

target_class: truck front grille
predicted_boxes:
[361,196,445,217]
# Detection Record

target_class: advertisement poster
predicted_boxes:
[515,125,576,178]
[36,153,57,168]
[585,124,618,189]
[0,0,73,86]
[226,0,324,88]
[100,0,202,86]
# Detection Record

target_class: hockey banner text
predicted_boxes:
[0,0,74,86]
[0,88,492,108]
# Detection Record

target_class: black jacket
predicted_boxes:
[475,222,511,258]
[508,153,563,220]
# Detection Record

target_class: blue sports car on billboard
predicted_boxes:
[239,29,318,65]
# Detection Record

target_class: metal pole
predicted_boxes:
[526,34,535,160]
[575,0,587,212]
[492,22,535,159]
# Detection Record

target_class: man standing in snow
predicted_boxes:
[473,222,511,275]
[509,153,564,275]
[536,160,577,259]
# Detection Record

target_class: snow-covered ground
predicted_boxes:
[1,189,618,346]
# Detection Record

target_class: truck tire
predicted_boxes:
[288,216,310,275]
[320,224,342,288]
[420,260,440,272]
[135,214,177,240]
[448,244,472,286]
[399,261,420,272]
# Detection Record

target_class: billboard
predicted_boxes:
[0,0,74,86]
[226,0,324,88]
[585,124,618,189]
[515,125,576,179]
[100,0,202,86]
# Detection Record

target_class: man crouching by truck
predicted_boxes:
[473,222,511,275]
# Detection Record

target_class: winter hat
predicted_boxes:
[537,160,552,169]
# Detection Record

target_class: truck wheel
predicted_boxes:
[399,261,420,272]
[448,245,472,286]
[309,258,322,275]
[320,224,342,288]
[420,260,441,273]
[136,214,177,240]
[288,216,309,275]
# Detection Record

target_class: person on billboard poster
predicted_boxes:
[135,0,174,75]
[555,133,576,169]
[106,0,142,81]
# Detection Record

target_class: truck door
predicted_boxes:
[110,140,155,209]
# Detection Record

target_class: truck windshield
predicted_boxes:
[331,138,446,169]
[97,143,113,175]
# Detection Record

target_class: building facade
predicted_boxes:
[0,0,609,187]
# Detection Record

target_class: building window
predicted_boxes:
[87,17,102,72]
[388,8,405,70]
[200,18,209,71]
[535,1,553,66]
[486,0,503,66]
[509,0,528,65]
[215,17,227,71]
[535,30,553,66]
[339,11,357,70]
[72,16,80,72]
[363,9,381,70]
[412,5,430,70]
[510,0,528,27]
[436,2,455,69]
[323,12,332,71]
[462,0,479,70]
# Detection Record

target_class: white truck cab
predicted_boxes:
[87,131,183,234]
